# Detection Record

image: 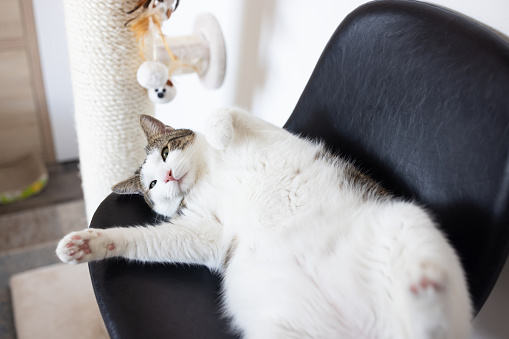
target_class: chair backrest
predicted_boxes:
[285,0,509,313]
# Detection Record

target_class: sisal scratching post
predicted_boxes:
[64,0,152,221]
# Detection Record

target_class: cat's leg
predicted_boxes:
[205,107,280,150]
[205,107,234,150]
[380,202,472,339]
[56,215,223,267]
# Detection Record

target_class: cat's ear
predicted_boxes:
[111,174,144,195]
[139,115,174,140]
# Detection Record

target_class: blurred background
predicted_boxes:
[0,0,508,338]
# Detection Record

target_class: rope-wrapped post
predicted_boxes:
[64,0,153,221]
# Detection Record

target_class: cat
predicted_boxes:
[56,108,472,338]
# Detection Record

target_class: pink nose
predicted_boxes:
[164,170,176,183]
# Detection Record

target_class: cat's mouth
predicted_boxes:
[174,172,188,191]
[176,173,186,183]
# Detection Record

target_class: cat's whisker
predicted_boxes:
[174,144,198,175]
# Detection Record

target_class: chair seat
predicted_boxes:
[89,194,237,338]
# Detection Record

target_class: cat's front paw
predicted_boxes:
[205,108,234,150]
[56,229,115,264]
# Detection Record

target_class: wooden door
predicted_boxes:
[0,0,55,164]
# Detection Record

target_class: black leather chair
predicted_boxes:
[89,1,509,337]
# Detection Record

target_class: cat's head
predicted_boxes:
[112,115,201,216]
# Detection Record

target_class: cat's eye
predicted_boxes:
[149,180,157,189]
[162,147,169,161]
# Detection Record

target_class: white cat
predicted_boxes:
[57,108,472,338]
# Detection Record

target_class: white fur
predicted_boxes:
[57,108,472,338]
[137,61,169,89]
[148,84,177,104]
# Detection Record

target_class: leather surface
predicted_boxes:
[285,0,509,312]
[89,1,509,337]
[89,194,237,338]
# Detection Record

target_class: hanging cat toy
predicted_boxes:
[126,0,226,104]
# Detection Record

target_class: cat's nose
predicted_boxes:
[164,170,176,183]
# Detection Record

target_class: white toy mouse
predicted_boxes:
[148,80,177,104]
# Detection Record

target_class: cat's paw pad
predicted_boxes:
[56,229,112,264]
[408,261,446,297]
[410,276,444,295]
[205,109,234,150]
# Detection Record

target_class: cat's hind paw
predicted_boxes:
[205,108,234,150]
[406,261,451,339]
[408,261,446,297]
[56,229,113,264]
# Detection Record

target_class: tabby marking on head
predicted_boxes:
[145,129,195,155]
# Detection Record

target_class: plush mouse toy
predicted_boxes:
[128,0,180,104]
[148,80,177,104]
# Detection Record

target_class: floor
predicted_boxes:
[0,161,86,339]
[472,259,509,339]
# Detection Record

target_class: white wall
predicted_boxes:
[32,0,77,162]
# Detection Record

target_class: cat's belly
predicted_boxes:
[219,167,357,231]
[220,209,398,338]
[222,247,388,337]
